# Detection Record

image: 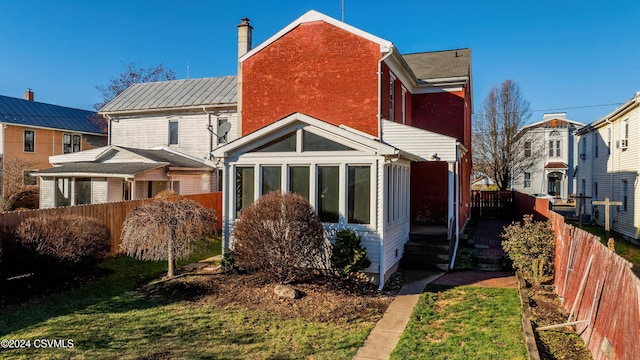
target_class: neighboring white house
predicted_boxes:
[35,146,215,208]
[512,113,584,202]
[575,92,640,241]
[34,76,238,208]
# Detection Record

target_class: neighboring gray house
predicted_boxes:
[512,113,584,202]
[575,92,640,241]
[34,76,238,208]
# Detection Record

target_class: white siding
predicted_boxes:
[39,177,55,209]
[382,120,457,161]
[172,174,211,195]
[110,111,238,160]
[92,178,108,204]
[134,168,169,181]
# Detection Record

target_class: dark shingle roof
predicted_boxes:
[402,48,471,80]
[100,76,237,113]
[34,162,166,176]
[0,95,104,134]
[120,147,213,169]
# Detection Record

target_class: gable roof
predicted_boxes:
[0,95,104,134]
[100,76,237,114]
[402,48,471,81]
[240,10,393,63]
[119,147,213,169]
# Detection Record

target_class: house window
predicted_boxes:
[389,75,395,121]
[386,164,409,224]
[524,142,531,157]
[235,167,255,218]
[217,118,229,144]
[169,120,179,145]
[317,166,339,223]
[253,132,297,152]
[172,181,180,194]
[55,178,71,207]
[63,134,82,154]
[24,130,35,152]
[261,166,281,195]
[75,177,91,205]
[607,127,612,155]
[622,180,628,211]
[289,166,310,201]
[524,172,531,188]
[548,140,561,157]
[303,131,354,151]
[348,166,370,224]
[623,119,629,141]
[593,182,598,200]
[582,137,587,158]
[401,87,407,124]
[217,169,223,192]
[593,132,598,158]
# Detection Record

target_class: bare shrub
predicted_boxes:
[232,192,328,284]
[154,189,178,199]
[16,216,110,265]
[120,199,217,277]
[501,214,554,286]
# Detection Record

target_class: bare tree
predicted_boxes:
[473,80,536,190]
[0,155,38,211]
[91,62,176,131]
[120,199,217,277]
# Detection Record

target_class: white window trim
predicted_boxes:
[168,120,179,145]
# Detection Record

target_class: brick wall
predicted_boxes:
[242,21,381,136]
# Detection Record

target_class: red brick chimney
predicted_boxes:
[24,89,34,101]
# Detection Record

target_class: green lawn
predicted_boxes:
[568,221,640,275]
[391,284,528,360]
[0,238,372,359]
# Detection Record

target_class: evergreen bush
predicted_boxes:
[330,229,371,277]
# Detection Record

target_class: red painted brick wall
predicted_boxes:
[380,62,411,124]
[411,161,449,224]
[242,21,381,136]
[411,91,466,141]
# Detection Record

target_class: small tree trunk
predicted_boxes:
[167,240,176,277]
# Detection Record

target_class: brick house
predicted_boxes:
[214,11,472,287]
[0,90,106,200]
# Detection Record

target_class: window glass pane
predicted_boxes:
[73,135,81,152]
[348,166,370,224]
[123,181,131,201]
[289,166,310,201]
[253,132,296,152]
[63,134,72,154]
[261,166,281,195]
[169,121,179,145]
[317,166,339,223]
[56,178,71,207]
[303,131,354,151]
[24,130,34,152]
[236,167,254,218]
[75,178,91,205]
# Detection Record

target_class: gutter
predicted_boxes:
[100,104,236,117]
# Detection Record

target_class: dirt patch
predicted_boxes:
[145,272,397,324]
[527,285,593,360]
[433,270,517,288]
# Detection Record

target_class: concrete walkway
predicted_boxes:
[353,270,445,360]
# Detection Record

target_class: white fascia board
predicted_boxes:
[240,10,393,63]
[384,50,419,90]
[212,112,398,158]
[33,172,135,179]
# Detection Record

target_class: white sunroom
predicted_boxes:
[211,113,419,286]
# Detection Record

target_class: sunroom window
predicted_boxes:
[235,167,255,217]
[303,131,354,151]
[289,166,310,201]
[317,166,339,223]
[253,132,296,152]
[348,166,370,224]
[261,166,281,195]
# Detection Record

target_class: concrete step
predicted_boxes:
[477,263,504,271]
[402,239,451,271]
[409,232,448,242]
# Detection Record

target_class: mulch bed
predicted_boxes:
[143,272,399,324]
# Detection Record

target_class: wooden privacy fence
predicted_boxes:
[470,190,514,219]
[550,211,639,360]
[0,192,222,254]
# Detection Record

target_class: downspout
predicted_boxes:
[377,50,393,290]
[378,159,385,290]
[377,49,394,141]
[450,144,461,269]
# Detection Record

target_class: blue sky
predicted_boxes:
[1,0,638,124]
